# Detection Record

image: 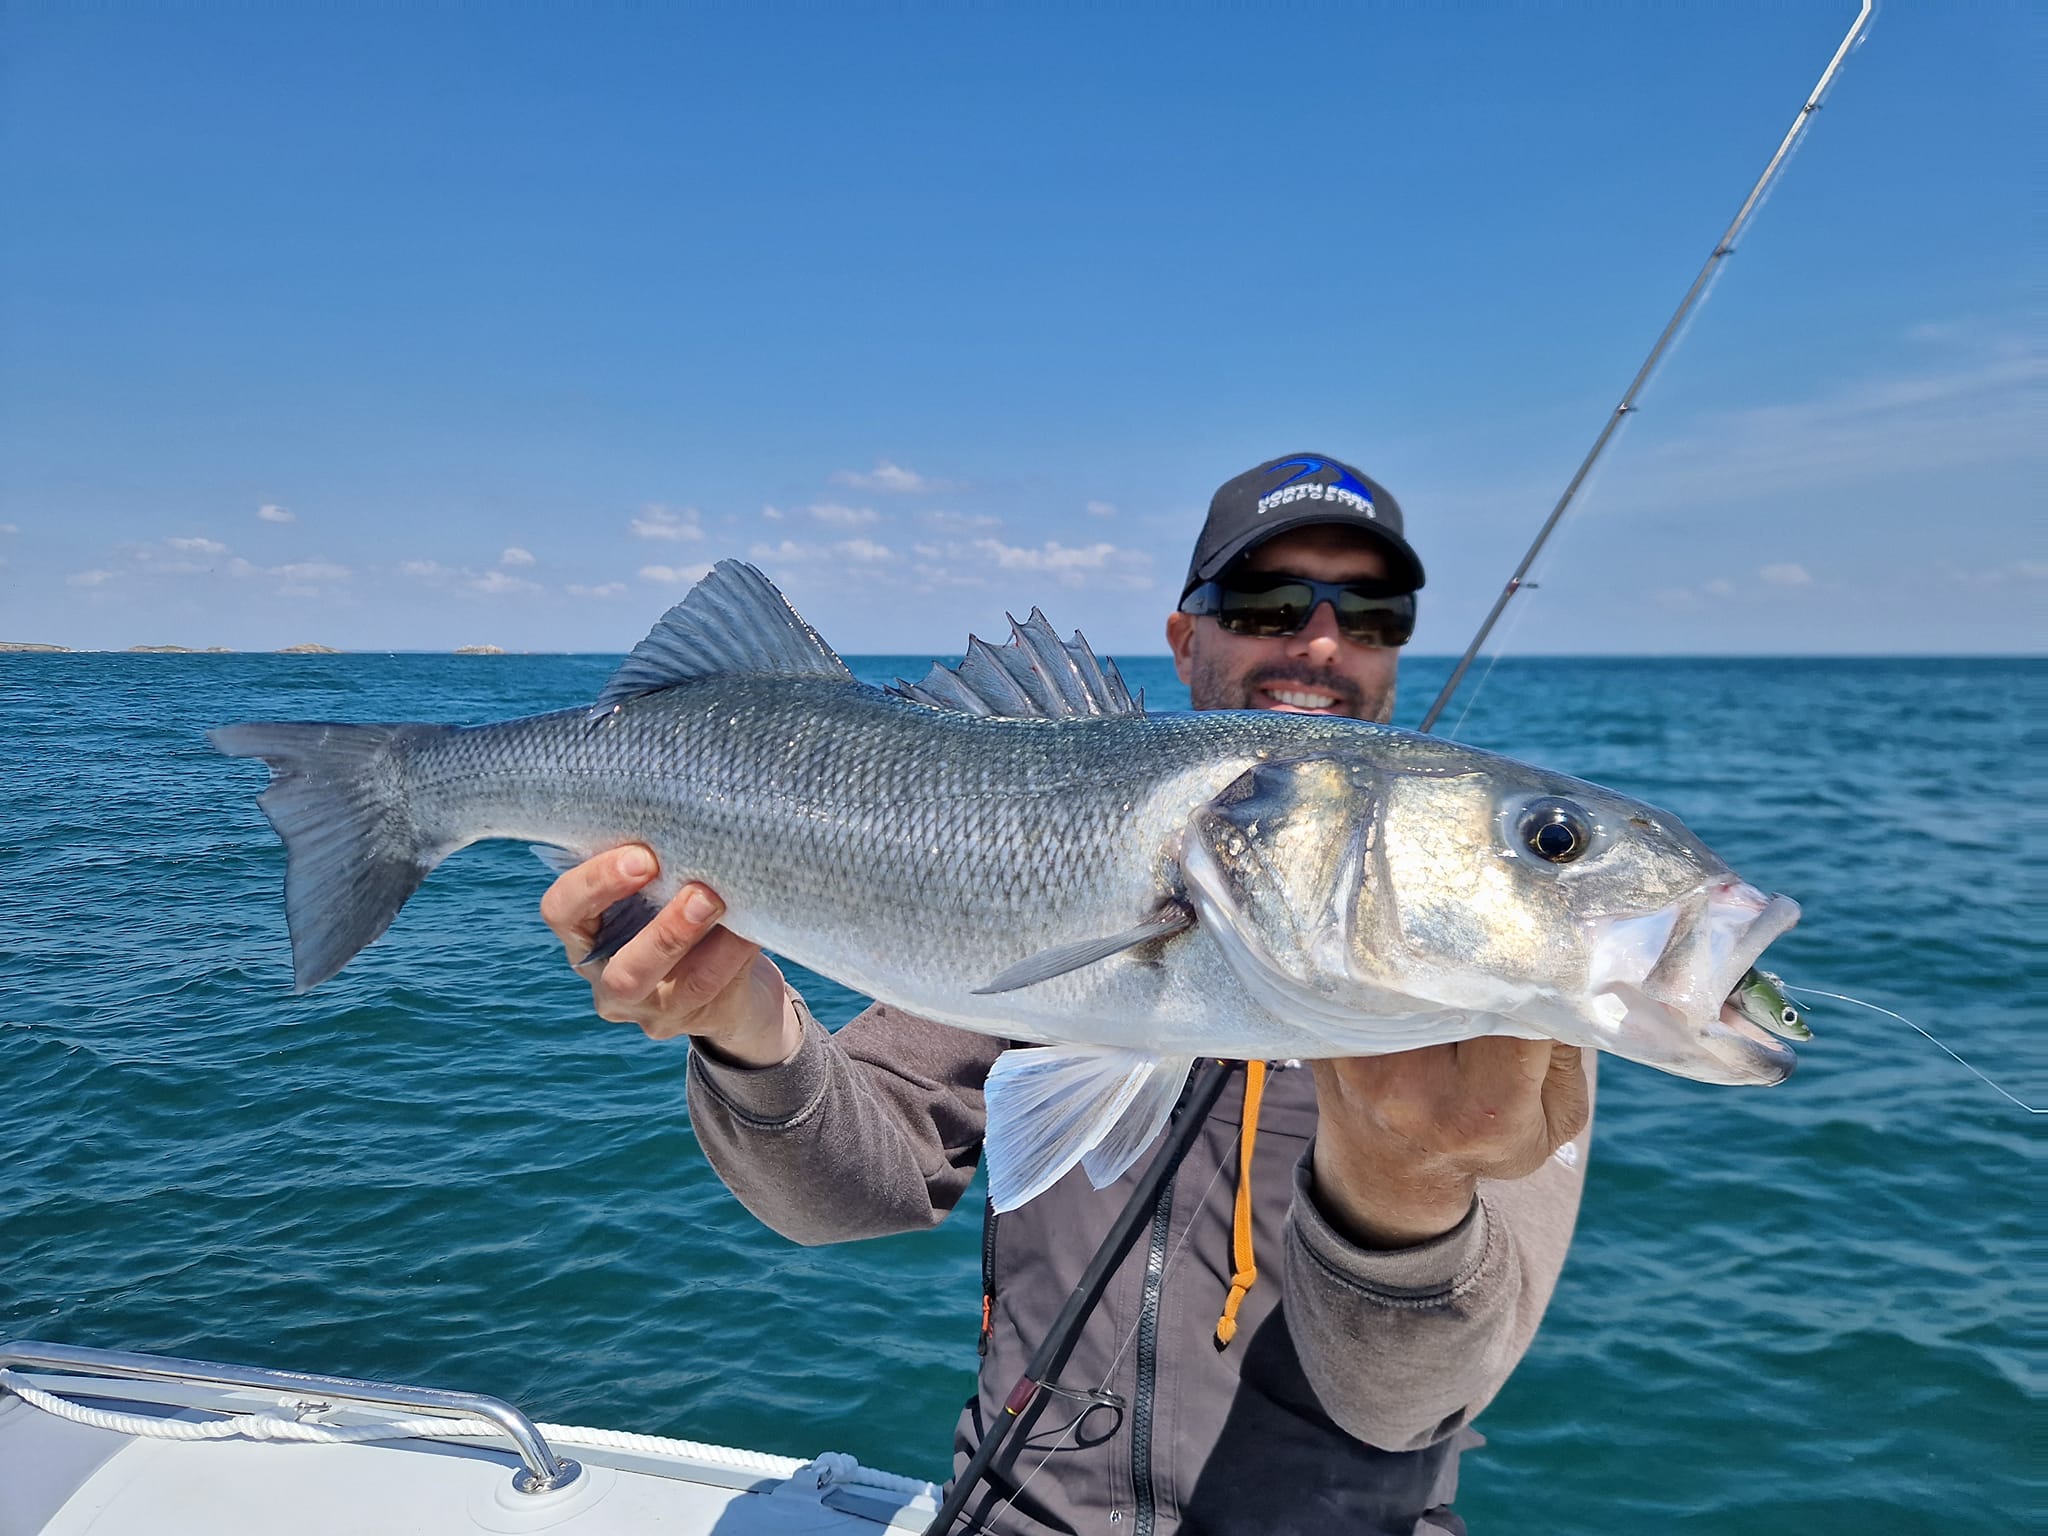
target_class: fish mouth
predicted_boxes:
[1585,883,1803,1085]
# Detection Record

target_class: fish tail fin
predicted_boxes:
[210,721,456,992]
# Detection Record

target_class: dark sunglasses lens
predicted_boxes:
[1214,583,1314,637]
[1334,591,1415,646]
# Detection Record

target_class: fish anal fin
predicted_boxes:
[973,902,1194,995]
[983,1045,1165,1212]
[531,845,662,960]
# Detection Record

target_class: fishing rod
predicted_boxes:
[922,1060,1238,1536]
[1417,0,1875,736]
[930,10,1879,1532]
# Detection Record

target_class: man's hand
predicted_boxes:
[539,845,801,1067]
[1308,1040,1590,1250]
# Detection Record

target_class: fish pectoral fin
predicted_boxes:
[972,902,1194,995]
[983,1045,1179,1212]
[1080,1054,1194,1190]
[530,845,661,962]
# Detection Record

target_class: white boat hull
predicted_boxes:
[0,1345,939,1536]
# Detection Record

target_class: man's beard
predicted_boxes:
[1185,654,1394,723]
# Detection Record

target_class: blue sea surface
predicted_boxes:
[0,652,2036,1533]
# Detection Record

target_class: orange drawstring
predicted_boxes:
[1213,1060,1267,1348]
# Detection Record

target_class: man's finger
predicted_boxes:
[1457,1034,1553,1085]
[1542,1045,1591,1150]
[540,846,658,955]
[635,929,765,1041]
[603,882,726,1000]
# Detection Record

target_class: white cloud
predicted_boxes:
[1759,563,1812,588]
[748,538,896,565]
[1703,578,1735,597]
[807,501,879,528]
[568,581,628,598]
[830,460,950,494]
[1651,586,1702,611]
[167,536,228,556]
[968,537,1153,590]
[630,505,704,542]
[500,546,536,567]
[920,509,1000,532]
[1085,500,1118,519]
[274,561,350,584]
[1939,559,2048,587]
[761,504,786,521]
[910,560,991,590]
[640,563,714,585]
[1612,346,2045,510]
[0,523,18,535]
[903,536,1154,592]
[67,569,117,587]
[257,504,295,524]
[400,555,540,595]
[226,557,258,577]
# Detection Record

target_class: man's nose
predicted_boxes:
[1290,600,1345,666]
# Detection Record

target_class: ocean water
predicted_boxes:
[0,651,2035,1534]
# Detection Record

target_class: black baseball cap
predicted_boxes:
[1181,452,1425,599]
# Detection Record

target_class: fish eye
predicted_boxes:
[1780,1006,1800,1027]
[1518,799,1593,864]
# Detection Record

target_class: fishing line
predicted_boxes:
[1780,983,2041,1113]
[1437,385,1638,743]
[979,1151,1238,1533]
[1439,567,1539,743]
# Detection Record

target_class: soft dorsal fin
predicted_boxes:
[590,561,853,716]
[888,609,1144,720]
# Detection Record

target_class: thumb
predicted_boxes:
[1543,1045,1591,1152]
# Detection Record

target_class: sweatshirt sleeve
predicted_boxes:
[685,991,1001,1244]
[1279,1058,1596,1452]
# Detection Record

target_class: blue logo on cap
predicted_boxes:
[1266,456,1372,501]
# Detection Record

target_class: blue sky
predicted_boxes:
[1,3,2037,655]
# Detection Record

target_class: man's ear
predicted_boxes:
[1165,611,1197,687]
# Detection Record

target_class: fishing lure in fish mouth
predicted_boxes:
[1728,967,1812,1042]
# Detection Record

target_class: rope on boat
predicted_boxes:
[0,1369,939,1500]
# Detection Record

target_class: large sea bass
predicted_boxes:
[215,561,1801,1209]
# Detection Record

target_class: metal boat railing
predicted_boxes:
[0,1339,583,1494]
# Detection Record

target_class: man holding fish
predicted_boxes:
[542,454,1596,1536]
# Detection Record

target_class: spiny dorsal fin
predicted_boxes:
[889,608,1144,720]
[590,561,852,716]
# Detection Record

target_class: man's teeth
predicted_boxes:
[1266,687,1340,709]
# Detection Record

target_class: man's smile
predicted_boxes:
[1257,684,1345,713]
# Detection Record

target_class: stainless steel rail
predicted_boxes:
[0,1340,583,1494]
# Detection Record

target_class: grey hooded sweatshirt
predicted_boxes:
[687,995,1591,1536]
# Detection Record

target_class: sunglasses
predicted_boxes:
[1179,572,1417,647]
